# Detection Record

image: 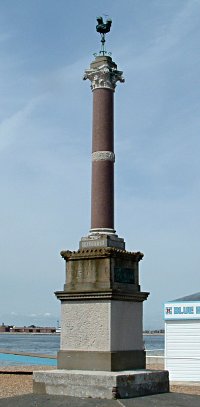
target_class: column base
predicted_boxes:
[33,369,169,399]
[79,233,125,250]
[57,350,146,371]
[90,228,116,234]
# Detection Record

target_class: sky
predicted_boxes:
[0,0,200,329]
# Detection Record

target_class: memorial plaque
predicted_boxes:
[114,267,135,284]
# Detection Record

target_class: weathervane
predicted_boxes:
[96,16,112,56]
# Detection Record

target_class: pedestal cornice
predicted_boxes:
[57,247,147,301]
[60,247,144,262]
[55,290,149,302]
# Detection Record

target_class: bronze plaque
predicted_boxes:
[114,268,135,284]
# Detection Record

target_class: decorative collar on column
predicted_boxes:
[92,151,115,162]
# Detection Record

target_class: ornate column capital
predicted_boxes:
[83,62,125,91]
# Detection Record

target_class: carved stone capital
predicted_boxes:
[83,63,125,91]
[92,151,115,162]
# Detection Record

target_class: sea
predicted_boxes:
[0,333,164,366]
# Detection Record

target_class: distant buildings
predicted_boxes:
[0,323,10,333]
[0,323,163,335]
[0,323,56,334]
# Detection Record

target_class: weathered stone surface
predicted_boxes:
[33,369,169,399]
[59,301,143,352]
[55,299,146,371]
[56,247,147,297]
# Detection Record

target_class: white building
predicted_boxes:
[164,292,200,381]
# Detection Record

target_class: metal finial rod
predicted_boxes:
[100,33,106,55]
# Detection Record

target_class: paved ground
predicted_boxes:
[0,393,200,407]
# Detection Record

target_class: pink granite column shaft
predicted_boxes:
[91,88,115,232]
[83,55,124,235]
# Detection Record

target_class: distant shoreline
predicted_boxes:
[0,349,56,359]
[0,332,164,336]
[0,332,60,335]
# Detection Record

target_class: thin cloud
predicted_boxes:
[0,97,45,152]
[122,0,200,71]
[152,0,200,53]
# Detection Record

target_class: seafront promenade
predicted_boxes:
[0,364,200,407]
[0,336,199,404]
[0,365,200,407]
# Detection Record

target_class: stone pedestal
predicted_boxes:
[33,247,169,399]
[54,247,148,371]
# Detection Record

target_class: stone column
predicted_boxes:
[91,88,114,233]
[84,56,124,235]
[33,23,169,401]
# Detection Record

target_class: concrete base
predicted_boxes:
[33,369,169,399]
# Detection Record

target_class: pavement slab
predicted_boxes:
[0,393,200,407]
[120,392,200,406]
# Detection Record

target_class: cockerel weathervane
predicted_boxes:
[96,16,112,56]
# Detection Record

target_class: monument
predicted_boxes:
[33,17,169,399]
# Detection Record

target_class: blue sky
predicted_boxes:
[0,0,200,329]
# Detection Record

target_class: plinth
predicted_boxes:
[56,247,148,371]
[33,370,169,399]
[33,245,169,398]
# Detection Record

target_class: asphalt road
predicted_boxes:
[0,393,200,407]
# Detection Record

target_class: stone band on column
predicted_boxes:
[92,151,115,162]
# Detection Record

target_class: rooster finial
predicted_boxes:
[96,16,112,56]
